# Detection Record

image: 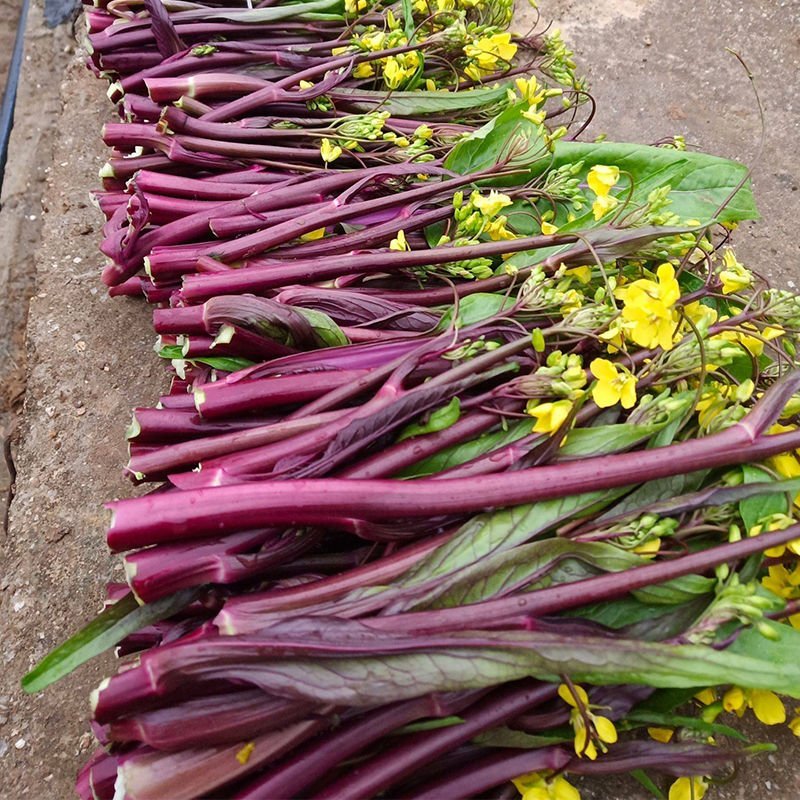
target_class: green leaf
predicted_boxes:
[393,716,464,735]
[397,420,532,478]
[335,84,511,117]
[398,398,461,442]
[178,0,345,23]
[598,470,709,521]
[559,422,667,458]
[22,589,198,693]
[408,539,646,611]
[444,102,549,181]
[231,626,800,705]
[630,769,667,800]
[158,346,254,373]
[567,596,697,630]
[624,709,747,742]
[739,464,789,531]
[435,293,516,331]
[549,140,757,225]
[504,139,757,268]
[398,489,626,592]
[473,727,571,749]
[632,574,716,605]
[727,619,800,678]
[294,307,350,348]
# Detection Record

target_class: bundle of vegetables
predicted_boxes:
[26,1,800,799]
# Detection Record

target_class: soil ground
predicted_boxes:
[0,1,798,798]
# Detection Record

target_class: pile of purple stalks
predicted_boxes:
[25,1,800,799]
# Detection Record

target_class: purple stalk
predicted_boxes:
[108,690,315,749]
[125,528,321,602]
[108,370,800,547]
[127,410,346,479]
[128,408,278,444]
[408,747,571,800]
[312,682,557,800]
[179,231,578,301]
[233,691,487,799]
[116,716,332,800]
[194,368,370,419]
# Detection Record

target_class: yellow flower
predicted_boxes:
[485,217,516,241]
[345,0,367,11]
[564,265,591,284]
[235,742,256,764]
[512,770,581,800]
[694,688,717,706]
[528,399,573,434]
[647,726,674,743]
[790,708,800,737]
[300,227,326,242]
[472,190,513,219]
[616,263,680,351]
[522,106,547,125]
[749,512,800,558]
[762,564,800,629]
[353,61,376,79]
[589,358,637,409]
[541,220,559,235]
[683,300,718,330]
[320,138,342,164]
[558,683,618,760]
[390,230,410,251]
[719,248,753,295]
[515,76,546,106]
[587,165,620,197]
[723,686,786,724]
[464,32,518,76]
[669,776,708,800]
[591,193,619,221]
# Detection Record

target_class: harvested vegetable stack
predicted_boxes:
[27,1,800,798]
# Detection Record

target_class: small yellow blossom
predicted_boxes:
[762,564,800,629]
[723,686,786,724]
[515,76,547,106]
[564,265,591,284]
[320,138,342,164]
[472,190,513,219]
[589,358,637,409]
[789,708,800,737]
[694,688,717,706]
[591,193,619,220]
[512,770,581,800]
[749,512,800,558]
[464,32,518,79]
[522,106,547,125]
[634,537,661,556]
[485,217,516,241]
[299,79,314,90]
[345,0,367,12]
[587,164,620,196]
[541,220,559,235]
[558,683,618,760]
[669,776,708,800]
[587,165,621,220]
[235,742,256,765]
[528,399,573,434]
[647,726,674,743]
[389,230,410,251]
[300,228,326,242]
[353,61,376,79]
[616,263,680,351]
[719,248,753,295]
